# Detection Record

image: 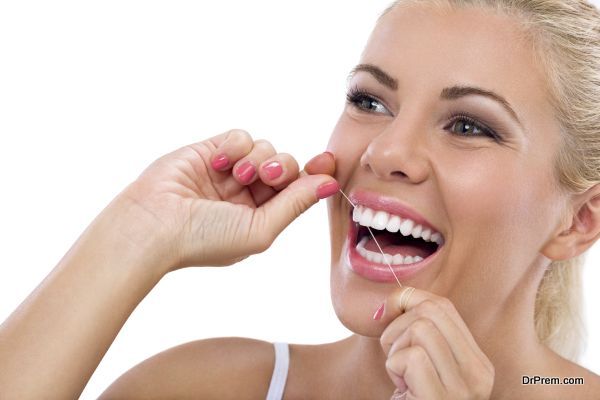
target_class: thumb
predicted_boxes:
[250,173,339,247]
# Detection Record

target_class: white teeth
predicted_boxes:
[357,236,368,249]
[358,246,368,257]
[366,251,376,262]
[354,243,426,265]
[386,215,401,233]
[373,253,383,264]
[383,254,393,265]
[352,204,444,245]
[399,219,415,236]
[352,206,361,222]
[430,232,444,246]
[359,207,374,227]
[392,254,404,265]
[421,228,431,241]
[372,210,390,230]
[411,224,423,239]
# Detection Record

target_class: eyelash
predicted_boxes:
[345,86,503,143]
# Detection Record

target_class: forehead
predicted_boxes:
[361,4,556,135]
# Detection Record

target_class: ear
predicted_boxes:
[541,184,600,261]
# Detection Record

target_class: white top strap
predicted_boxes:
[265,342,290,400]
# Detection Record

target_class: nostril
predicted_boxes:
[391,170,408,178]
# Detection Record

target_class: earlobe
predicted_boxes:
[541,184,600,261]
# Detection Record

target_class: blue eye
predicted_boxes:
[345,86,503,143]
[345,87,392,116]
[445,114,502,142]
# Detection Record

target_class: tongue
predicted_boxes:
[364,231,432,258]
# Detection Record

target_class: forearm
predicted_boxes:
[0,194,173,399]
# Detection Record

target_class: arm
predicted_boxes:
[0,194,171,399]
[0,130,338,399]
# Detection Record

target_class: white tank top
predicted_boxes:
[265,342,289,400]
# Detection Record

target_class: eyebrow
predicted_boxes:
[348,63,524,128]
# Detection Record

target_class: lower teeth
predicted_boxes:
[356,236,424,265]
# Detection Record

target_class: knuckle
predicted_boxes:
[409,318,434,337]
[254,139,275,151]
[437,296,456,313]
[379,332,392,350]
[228,128,252,144]
[279,153,299,168]
[228,128,250,138]
[414,299,437,317]
[465,370,494,399]
[407,345,427,365]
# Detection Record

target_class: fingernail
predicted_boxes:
[262,161,283,180]
[211,154,229,170]
[324,151,335,160]
[236,161,256,184]
[372,302,385,320]
[316,181,340,199]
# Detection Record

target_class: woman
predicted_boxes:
[1,0,600,398]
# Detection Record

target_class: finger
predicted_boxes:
[208,129,255,171]
[231,139,276,185]
[205,128,246,148]
[246,174,339,252]
[302,151,336,177]
[378,289,493,374]
[387,318,464,391]
[258,153,300,191]
[386,346,445,399]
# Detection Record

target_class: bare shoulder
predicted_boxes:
[541,356,600,399]
[98,337,276,399]
[568,363,600,399]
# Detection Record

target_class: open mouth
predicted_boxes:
[349,205,444,266]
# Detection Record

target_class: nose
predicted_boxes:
[360,116,430,183]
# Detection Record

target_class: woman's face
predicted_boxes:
[327,4,567,336]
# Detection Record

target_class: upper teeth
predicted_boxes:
[352,205,444,246]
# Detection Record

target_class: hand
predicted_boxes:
[377,288,495,399]
[118,129,338,274]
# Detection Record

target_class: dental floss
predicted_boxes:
[338,188,403,288]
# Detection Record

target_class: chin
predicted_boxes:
[328,232,446,338]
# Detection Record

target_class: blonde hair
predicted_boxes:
[379,0,600,361]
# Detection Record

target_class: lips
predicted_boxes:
[343,189,445,283]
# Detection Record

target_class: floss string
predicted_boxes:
[338,188,403,288]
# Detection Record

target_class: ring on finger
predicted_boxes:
[390,388,408,400]
[399,286,415,313]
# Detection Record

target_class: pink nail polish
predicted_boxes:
[316,181,340,199]
[211,154,229,170]
[262,161,283,180]
[236,161,256,184]
[373,303,385,320]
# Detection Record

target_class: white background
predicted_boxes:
[1,1,598,398]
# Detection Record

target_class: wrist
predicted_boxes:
[92,192,178,279]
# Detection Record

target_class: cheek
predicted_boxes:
[326,116,374,175]
[442,150,553,259]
